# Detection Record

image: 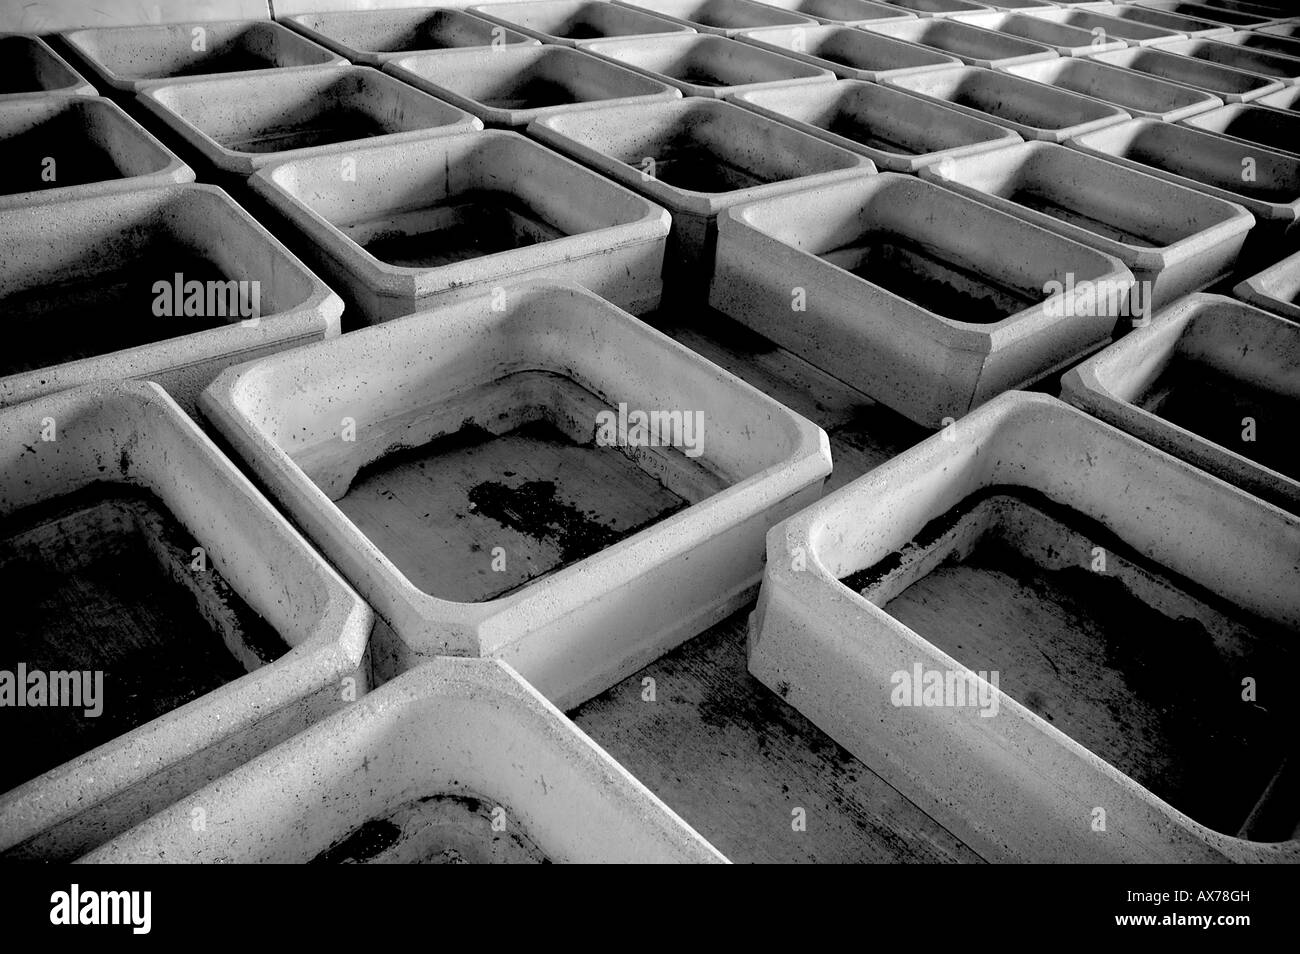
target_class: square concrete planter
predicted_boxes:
[199,280,831,709]
[882,65,1131,141]
[0,184,342,412]
[708,173,1134,426]
[248,130,670,322]
[1156,37,1300,83]
[1216,29,1300,59]
[727,79,1022,171]
[1021,7,1190,47]
[1088,45,1285,100]
[919,141,1253,310]
[748,0,921,26]
[956,10,1128,55]
[1106,3,1236,38]
[1066,118,1300,244]
[1257,84,1300,109]
[582,33,836,97]
[136,66,482,178]
[469,1,695,45]
[736,24,962,81]
[0,96,193,210]
[1234,247,1300,321]
[861,18,1060,68]
[0,34,96,100]
[879,0,995,16]
[1130,1,1276,28]
[528,97,874,289]
[1182,102,1300,156]
[999,56,1224,121]
[280,8,540,67]
[0,380,372,861]
[612,0,818,36]
[747,389,1300,862]
[82,658,725,863]
[1061,294,1299,514]
[61,20,346,92]
[383,45,679,129]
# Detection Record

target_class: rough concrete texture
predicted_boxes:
[726,79,1022,172]
[1216,28,1300,60]
[1130,2,1279,29]
[1234,246,1300,322]
[469,0,697,46]
[1106,3,1237,39]
[199,281,831,710]
[0,95,194,210]
[1088,45,1285,101]
[61,19,346,91]
[746,0,922,26]
[919,141,1253,309]
[0,184,342,412]
[581,33,836,97]
[527,96,874,288]
[1018,7,1190,47]
[747,390,1300,862]
[1155,37,1300,83]
[136,65,483,176]
[281,8,540,66]
[735,24,963,82]
[81,658,727,863]
[248,129,671,321]
[708,173,1134,426]
[613,0,819,36]
[1061,293,1299,514]
[1181,101,1300,156]
[0,34,97,99]
[955,10,1128,56]
[383,44,680,128]
[883,65,1132,141]
[0,380,373,861]
[998,56,1226,121]
[860,18,1060,68]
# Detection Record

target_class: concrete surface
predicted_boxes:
[861,17,1060,68]
[750,0,922,25]
[998,55,1226,121]
[1019,7,1190,46]
[1216,28,1300,59]
[1106,3,1237,38]
[612,0,818,35]
[282,8,540,66]
[470,0,697,45]
[955,10,1129,56]
[1181,101,1300,155]
[0,34,97,100]
[1234,246,1300,322]
[1155,36,1300,83]
[1088,43,1285,101]
[735,23,962,82]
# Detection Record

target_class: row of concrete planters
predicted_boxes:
[280,7,540,66]
[0,34,96,100]
[82,658,726,863]
[747,390,1300,862]
[0,381,373,860]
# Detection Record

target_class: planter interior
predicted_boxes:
[958,10,1127,55]
[863,18,1059,67]
[1000,57,1225,121]
[283,8,539,64]
[0,35,94,97]
[1106,4,1237,38]
[470,1,695,43]
[1235,247,1300,321]
[754,0,923,24]
[1156,37,1300,81]
[1182,102,1300,154]
[1018,8,1187,46]
[614,0,817,34]
[1089,47,1283,101]
[1221,30,1300,59]
[584,33,834,94]
[737,24,962,80]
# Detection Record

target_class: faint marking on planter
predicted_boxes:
[954,10,1129,56]
[735,23,963,82]
[0,34,97,100]
[1016,7,1191,47]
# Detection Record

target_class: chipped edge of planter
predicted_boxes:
[995,55,1227,122]
[0,33,97,100]
[1234,246,1300,321]
[0,379,374,861]
[1179,101,1300,156]
[79,657,728,864]
[734,23,964,82]
[280,8,542,65]
[469,1,698,46]
[611,0,820,36]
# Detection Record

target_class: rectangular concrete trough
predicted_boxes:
[0,96,193,210]
[247,130,670,322]
[919,141,1253,311]
[383,45,680,129]
[0,380,372,861]
[1260,23,1300,39]
[1155,37,1300,83]
[998,57,1225,121]
[1130,1,1278,28]
[708,173,1134,427]
[136,66,483,179]
[879,0,996,16]
[468,0,696,45]
[612,0,818,36]
[956,11,1128,55]
[1216,29,1300,59]
[528,97,874,289]
[1106,3,1236,38]
[747,389,1300,862]
[1234,247,1300,322]
[1182,102,1300,156]
[1061,294,1299,514]
[81,658,726,863]
[861,18,1060,68]
[279,8,541,67]
[727,79,1022,171]
[198,280,831,708]
[0,34,96,100]
[1087,45,1284,101]
[0,184,342,412]
[60,19,346,92]
[581,33,836,97]
[745,0,922,26]
[735,24,963,82]
[1257,85,1300,109]
[883,65,1131,142]
[1019,8,1190,47]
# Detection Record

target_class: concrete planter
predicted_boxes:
[1260,23,1300,39]
[1216,29,1300,59]
[136,66,482,178]
[919,141,1253,310]
[747,0,921,26]
[0,34,96,100]
[735,24,962,82]
[1234,247,1300,322]
[1020,8,1189,47]
[882,65,1131,142]
[383,45,679,129]
[1106,3,1236,39]
[956,11,1128,55]
[860,18,1059,68]
[879,0,995,16]
[61,20,346,92]
[469,1,696,46]
[0,184,342,412]
[582,33,836,97]
[727,79,1022,171]
[612,0,818,36]
[280,8,540,66]
[1155,37,1300,83]
[1066,118,1300,245]
[998,56,1225,121]
[82,658,726,863]
[1088,45,1285,101]
[747,389,1300,862]
[708,173,1134,426]
[1130,1,1277,28]
[247,130,671,321]
[0,380,372,861]
[1061,294,1299,514]
[528,97,874,289]
[1257,85,1300,109]
[199,281,831,709]
[1182,102,1300,156]
[0,96,193,210]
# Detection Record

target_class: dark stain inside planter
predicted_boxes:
[222,109,391,153]
[141,46,280,81]
[0,38,63,95]
[825,112,935,157]
[634,143,774,192]
[0,111,125,195]
[0,483,286,795]
[1006,187,1164,248]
